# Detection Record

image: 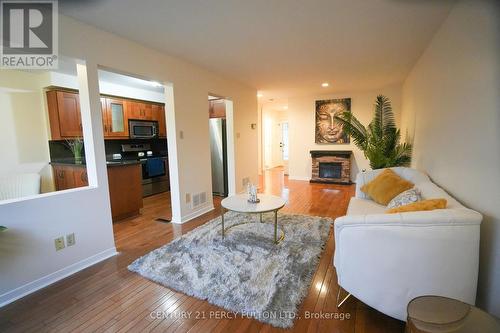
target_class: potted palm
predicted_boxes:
[334,95,412,169]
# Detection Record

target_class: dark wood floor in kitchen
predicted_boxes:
[0,167,404,333]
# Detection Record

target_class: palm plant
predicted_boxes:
[334,95,412,169]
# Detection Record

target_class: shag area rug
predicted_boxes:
[128,211,332,328]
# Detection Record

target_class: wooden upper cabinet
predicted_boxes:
[209,99,226,118]
[152,104,166,138]
[128,101,152,120]
[104,98,128,137]
[46,90,82,139]
[100,97,107,133]
[46,89,166,140]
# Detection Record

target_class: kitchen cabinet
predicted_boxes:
[46,89,166,140]
[73,167,89,188]
[52,163,143,222]
[128,101,153,120]
[209,99,226,118]
[52,165,87,190]
[46,90,82,139]
[152,104,167,138]
[107,164,143,221]
[104,98,128,137]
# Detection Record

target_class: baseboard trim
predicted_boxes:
[0,247,118,308]
[172,204,215,224]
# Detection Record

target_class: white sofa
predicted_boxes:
[333,167,482,321]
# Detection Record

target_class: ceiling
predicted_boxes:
[59,0,455,99]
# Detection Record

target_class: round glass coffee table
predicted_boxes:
[406,295,500,333]
[220,194,286,244]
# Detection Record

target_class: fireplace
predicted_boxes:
[319,162,342,179]
[310,150,352,184]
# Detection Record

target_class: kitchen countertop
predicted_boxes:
[50,159,144,167]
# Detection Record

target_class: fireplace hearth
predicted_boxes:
[310,150,352,184]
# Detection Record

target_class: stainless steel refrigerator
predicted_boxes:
[209,118,228,196]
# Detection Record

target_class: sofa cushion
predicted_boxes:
[347,197,387,215]
[360,169,414,205]
[356,167,430,199]
[386,198,447,214]
[387,188,422,209]
[417,181,463,209]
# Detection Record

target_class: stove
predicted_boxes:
[120,143,170,197]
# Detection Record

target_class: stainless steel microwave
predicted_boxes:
[129,120,158,139]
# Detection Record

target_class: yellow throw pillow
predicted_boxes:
[386,198,447,214]
[361,169,414,205]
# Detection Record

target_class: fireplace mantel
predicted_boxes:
[310,150,352,158]
[310,150,352,184]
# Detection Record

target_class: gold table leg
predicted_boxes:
[221,209,284,244]
[274,210,278,244]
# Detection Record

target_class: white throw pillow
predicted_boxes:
[387,188,421,209]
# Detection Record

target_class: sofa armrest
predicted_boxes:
[335,208,482,229]
[333,208,482,320]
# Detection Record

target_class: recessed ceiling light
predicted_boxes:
[321,82,329,87]
[257,93,263,97]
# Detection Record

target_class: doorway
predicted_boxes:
[262,103,289,175]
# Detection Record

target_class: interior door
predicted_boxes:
[56,91,82,137]
[105,98,128,137]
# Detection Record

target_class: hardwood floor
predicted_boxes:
[0,167,404,332]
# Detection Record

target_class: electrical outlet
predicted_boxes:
[185,193,191,203]
[66,233,75,246]
[54,237,65,251]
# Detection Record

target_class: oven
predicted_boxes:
[120,144,170,197]
[129,120,158,139]
[141,157,170,197]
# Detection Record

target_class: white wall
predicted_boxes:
[0,14,257,306]
[0,61,117,306]
[0,71,54,193]
[401,0,500,316]
[288,84,402,181]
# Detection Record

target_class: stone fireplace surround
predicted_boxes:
[310,150,352,184]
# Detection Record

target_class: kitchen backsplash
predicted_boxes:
[49,138,168,162]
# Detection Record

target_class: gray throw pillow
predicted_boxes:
[387,188,422,209]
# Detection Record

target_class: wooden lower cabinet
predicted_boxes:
[52,163,143,222]
[52,165,86,190]
[107,164,143,221]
